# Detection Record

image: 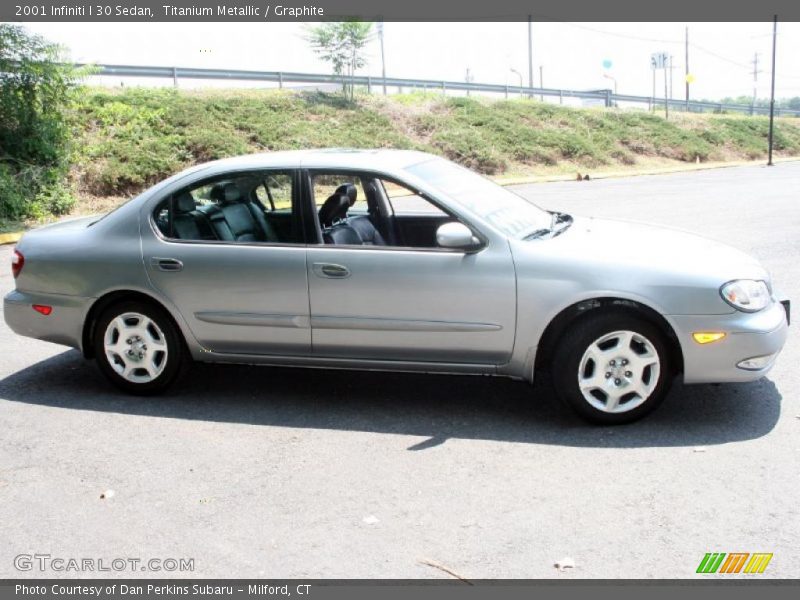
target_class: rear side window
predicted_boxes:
[153,170,302,244]
[255,173,293,211]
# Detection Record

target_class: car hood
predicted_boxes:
[562,216,767,280]
[511,216,769,316]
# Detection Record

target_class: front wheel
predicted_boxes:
[93,300,187,395]
[551,312,673,424]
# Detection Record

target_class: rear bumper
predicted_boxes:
[4,289,92,352]
[671,300,789,384]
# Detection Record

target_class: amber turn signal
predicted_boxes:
[692,331,726,344]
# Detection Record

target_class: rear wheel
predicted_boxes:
[551,312,673,424]
[93,300,186,395]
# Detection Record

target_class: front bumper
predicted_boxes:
[670,299,789,384]
[4,289,92,352]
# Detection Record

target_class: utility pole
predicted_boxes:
[527,16,534,98]
[751,52,761,115]
[378,21,387,96]
[684,26,690,111]
[465,67,473,96]
[768,15,777,166]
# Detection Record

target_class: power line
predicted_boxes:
[689,43,751,69]
[557,22,763,73]
[558,22,682,44]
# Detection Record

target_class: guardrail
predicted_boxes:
[79,63,800,118]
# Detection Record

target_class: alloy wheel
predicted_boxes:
[103,312,169,383]
[577,329,661,414]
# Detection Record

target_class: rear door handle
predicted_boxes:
[312,263,351,279]
[151,257,183,272]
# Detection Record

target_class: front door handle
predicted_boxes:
[312,263,351,279]
[151,257,184,272]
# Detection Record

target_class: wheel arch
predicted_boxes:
[82,289,190,359]
[534,296,684,375]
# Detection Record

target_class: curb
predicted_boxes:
[0,232,22,246]
[495,156,800,187]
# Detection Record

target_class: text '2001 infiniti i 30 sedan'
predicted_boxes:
[4,150,790,423]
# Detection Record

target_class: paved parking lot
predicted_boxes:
[0,162,798,579]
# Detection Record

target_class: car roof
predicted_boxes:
[200,148,437,173]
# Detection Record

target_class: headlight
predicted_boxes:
[720,279,770,312]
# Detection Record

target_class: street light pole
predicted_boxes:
[652,67,656,113]
[510,68,523,96]
[685,26,690,111]
[527,16,534,98]
[378,21,387,96]
[768,15,778,166]
[664,59,669,120]
[539,65,544,101]
[603,73,617,95]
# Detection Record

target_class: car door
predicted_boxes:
[141,169,311,356]
[305,171,517,365]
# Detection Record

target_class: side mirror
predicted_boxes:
[436,222,482,252]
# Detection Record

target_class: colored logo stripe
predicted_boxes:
[744,553,773,574]
[697,552,773,574]
[719,553,749,573]
[697,553,726,573]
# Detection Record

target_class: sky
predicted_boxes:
[19,21,800,101]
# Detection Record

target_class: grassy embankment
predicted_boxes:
[10,87,800,228]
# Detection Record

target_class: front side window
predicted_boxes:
[406,158,551,239]
[312,174,368,213]
[311,170,468,250]
[380,179,446,217]
[153,170,301,244]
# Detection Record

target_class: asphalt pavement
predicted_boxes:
[0,162,798,578]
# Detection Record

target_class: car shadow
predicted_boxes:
[0,349,782,450]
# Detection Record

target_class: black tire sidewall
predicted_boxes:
[552,311,673,424]
[93,300,185,395]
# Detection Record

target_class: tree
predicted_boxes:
[0,24,78,219]
[307,21,373,102]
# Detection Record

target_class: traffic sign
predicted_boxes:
[650,52,668,69]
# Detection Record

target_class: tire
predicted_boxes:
[551,311,673,424]
[93,300,187,395]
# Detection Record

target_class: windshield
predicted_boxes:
[406,158,552,239]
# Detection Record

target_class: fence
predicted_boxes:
[79,63,800,118]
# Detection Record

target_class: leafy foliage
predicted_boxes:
[0,24,77,218]
[67,88,800,200]
[306,21,373,102]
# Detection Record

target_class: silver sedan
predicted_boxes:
[4,150,790,423]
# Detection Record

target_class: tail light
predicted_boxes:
[11,249,24,278]
[32,304,52,316]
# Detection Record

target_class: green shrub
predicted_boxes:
[0,24,78,220]
[66,87,800,202]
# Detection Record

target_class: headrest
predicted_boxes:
[210,182,242,204]
[318,194,350,228]
[174,192,196,213]
[335,183,357,206]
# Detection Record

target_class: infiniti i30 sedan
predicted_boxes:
[4,150,790,423]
